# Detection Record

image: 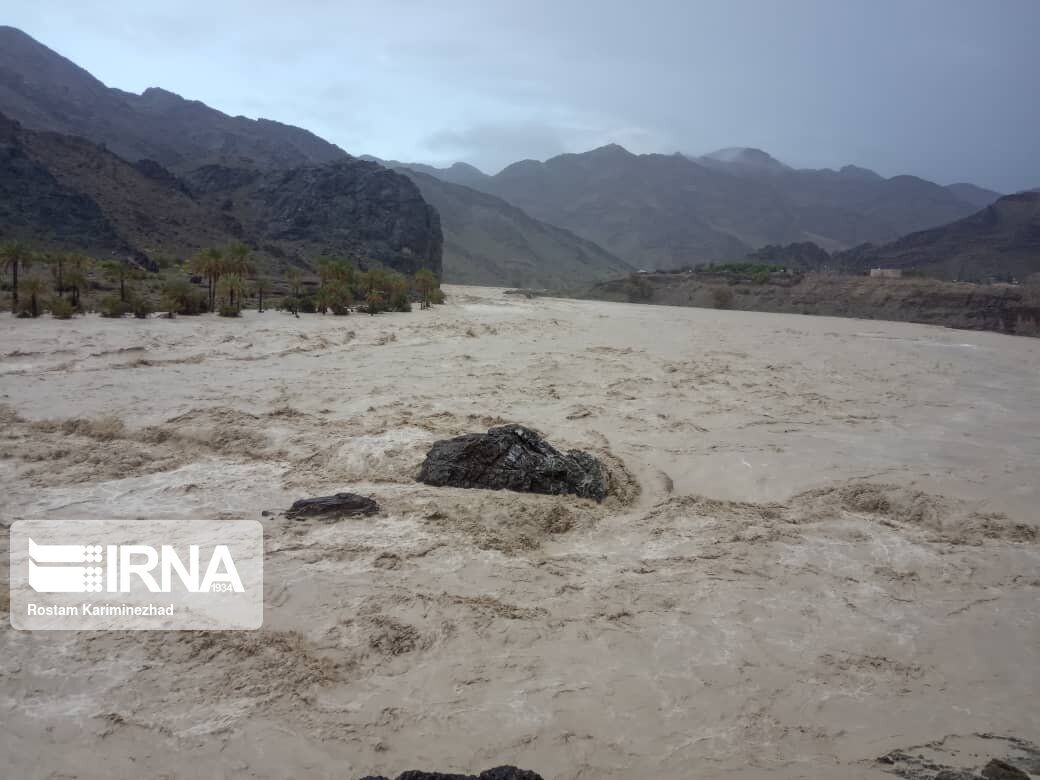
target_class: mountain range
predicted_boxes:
[0,109,442,273]
[0,25,1032,287]
[0,26,440,276]
[361,157,633,288]
[0,26,344,171]
[836,190,1040,281]
[381,143,1010,272]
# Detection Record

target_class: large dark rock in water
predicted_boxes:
[417,425,608,501]
[360,766,544,780]
[286,493,379,520]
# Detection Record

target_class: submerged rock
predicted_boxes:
[981,759,1030,780]
[360,767,543,780]
[417,425,608,501]
[285,493,379,519]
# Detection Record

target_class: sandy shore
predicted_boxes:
[2,286,1038,778]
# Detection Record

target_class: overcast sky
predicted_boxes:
[6,0,1038,190]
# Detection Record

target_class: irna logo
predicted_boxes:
[27,538,245,594]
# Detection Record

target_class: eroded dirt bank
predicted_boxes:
[583,272,1040,336]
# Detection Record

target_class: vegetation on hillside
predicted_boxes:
[0,240,445,320]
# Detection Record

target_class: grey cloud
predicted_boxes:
[4,0,1038,190]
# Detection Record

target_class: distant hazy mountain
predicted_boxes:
[360,156,490,189]
[836,191,1040,280]
[945,182,1004,209]
[360,155,632,287]
[698,147,791,176]
[464,144,797,269]
[0,26,347,172]
[405,144,991,269]
[399,170,633,288]
[695,147,983,248]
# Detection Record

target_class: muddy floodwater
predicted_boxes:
[2,286,1038,779]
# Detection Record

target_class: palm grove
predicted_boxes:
[0,240,444,319]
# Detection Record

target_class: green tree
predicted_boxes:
[65,255,92,309]
[101,259,141,303]
[284,268,304,316]
[18,275,47,318]
[1,241,34,308]
[161,276,205,316]
[316,257,357,312]
[414,268,438,309]
[364,287,384,316]
[216,273,246,317]
[385,271,411,312]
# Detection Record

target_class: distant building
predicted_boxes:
[870,268,903,278]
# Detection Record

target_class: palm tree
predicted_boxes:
[223,242,254,310]
[66,255,92,309]
[315,283,333,315]
[18,275,47,318]
[101,259,140,302]
[190,247,224,312]
[255,277,271,313]
[285,268,304,316]
[216,273,246,316]
[1,241,34,308]
[365,288,384,316]
[47,251,67,298]
[415,269,437,309]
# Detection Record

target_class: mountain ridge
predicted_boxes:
[835,190,1040,281]
[362,155,633,287]
[402,143,995,269]
[0,25,348,171]
[0,110,442,274]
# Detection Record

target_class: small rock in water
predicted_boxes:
[359,767,543,780]
[417,425,608,501]
[286,493,379,520]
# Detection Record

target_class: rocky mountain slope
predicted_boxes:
[0,111,442,273]
[0,26,346,171]
[368,162,633,287]
[836,191,1040,281]
[186,161,442,275]
[0,112,229,259]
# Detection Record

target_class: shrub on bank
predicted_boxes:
[712,287,735,309]
[161,277,207,316]
[99,293,132,318]
[131,296,153,318]
[48,297,76,319]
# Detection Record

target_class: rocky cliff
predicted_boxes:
[0,112,442,275]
